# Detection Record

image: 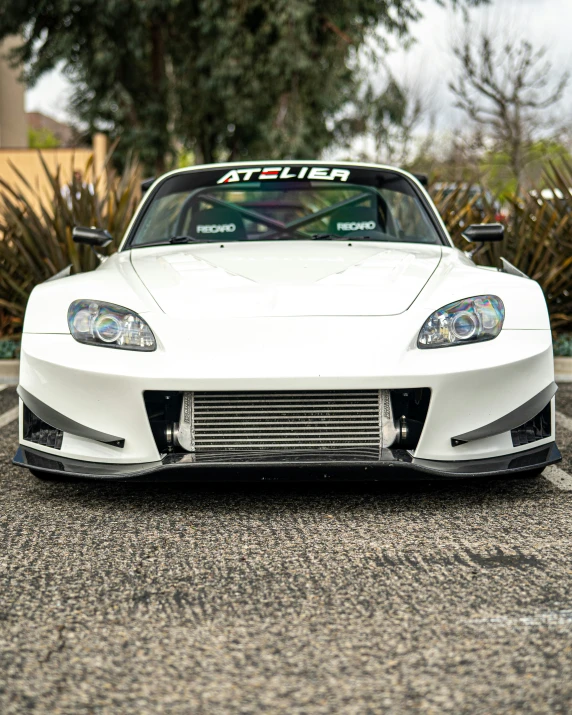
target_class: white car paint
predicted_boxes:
[130,242,443,317]
[23,243,549,330]
[16,161,557,472]
[19,326,554,464]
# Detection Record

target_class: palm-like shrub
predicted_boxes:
[0,153,140,337]
[1,155,571,336]
[431,163,572,331]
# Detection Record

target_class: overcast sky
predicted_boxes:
[25,0,572,131]
[383,0,572,129]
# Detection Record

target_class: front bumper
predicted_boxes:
[17,327,558,466]
[14,441,562,481]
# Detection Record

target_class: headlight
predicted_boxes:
[68,300,156,351]
[418,295,504,349]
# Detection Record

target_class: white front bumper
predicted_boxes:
[18,317,555,465]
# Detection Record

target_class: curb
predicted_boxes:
[555,356,572,383]
[0,359,19,385]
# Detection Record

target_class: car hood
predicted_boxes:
[130,241,442,317]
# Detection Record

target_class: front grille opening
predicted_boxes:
[511,402,552,448]
[390,388,431,434]
[23,404,63,450]
[144,389,431,457]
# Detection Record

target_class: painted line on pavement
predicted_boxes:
[0,405,18,429]
[556,411,572,434]
[543,465,572,492]
[466,609,572,626]
[545,410,572,490]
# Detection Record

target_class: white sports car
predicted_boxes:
[14,161,561,481]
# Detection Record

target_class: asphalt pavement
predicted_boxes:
[1,384,572,714]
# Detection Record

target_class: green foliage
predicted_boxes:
[28,127,61,149]
[0,339,19,359]
[480,141,572,199]
[176,149,196,169]
[0,153,141,336]
[337,76,426,165]
[554,334,572,357]
[431,160,572,332]
[0,0,486,172]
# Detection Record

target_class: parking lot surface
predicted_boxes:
[1,384,572,714]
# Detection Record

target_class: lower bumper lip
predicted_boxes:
[13,442,562,482]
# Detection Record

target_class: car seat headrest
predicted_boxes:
[327,205,379,236]
[190,207,246,240]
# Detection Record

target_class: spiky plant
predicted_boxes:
[0,152,140,337]
[431,165,572,332]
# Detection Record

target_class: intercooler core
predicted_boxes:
[144,389,430,458]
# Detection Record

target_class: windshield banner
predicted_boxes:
[217,166,351,184]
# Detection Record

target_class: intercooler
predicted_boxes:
[143,388,430,459]
[177,390,397,455]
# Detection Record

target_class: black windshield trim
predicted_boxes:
[128,238,444,250]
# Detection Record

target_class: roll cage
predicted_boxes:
[173,188,376,240]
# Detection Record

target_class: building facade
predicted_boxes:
[0,36,27,149]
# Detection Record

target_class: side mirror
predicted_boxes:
[462,223,504,243]
[72,226,113,247]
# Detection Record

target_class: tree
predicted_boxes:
[0,0,486,172]
[28,128,61,149]
[449,32,569,190]
[337,73,435,167]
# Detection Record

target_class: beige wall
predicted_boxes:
[0,134,109,209]
[0,148,93,202]
[0,36,27,148]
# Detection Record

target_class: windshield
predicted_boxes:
[128,165,443,247]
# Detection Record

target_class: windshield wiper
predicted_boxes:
[132,236,224,248]
[311,233,373,241]
[169,235,211,244]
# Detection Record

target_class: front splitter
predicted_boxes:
[13,442,562,481]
